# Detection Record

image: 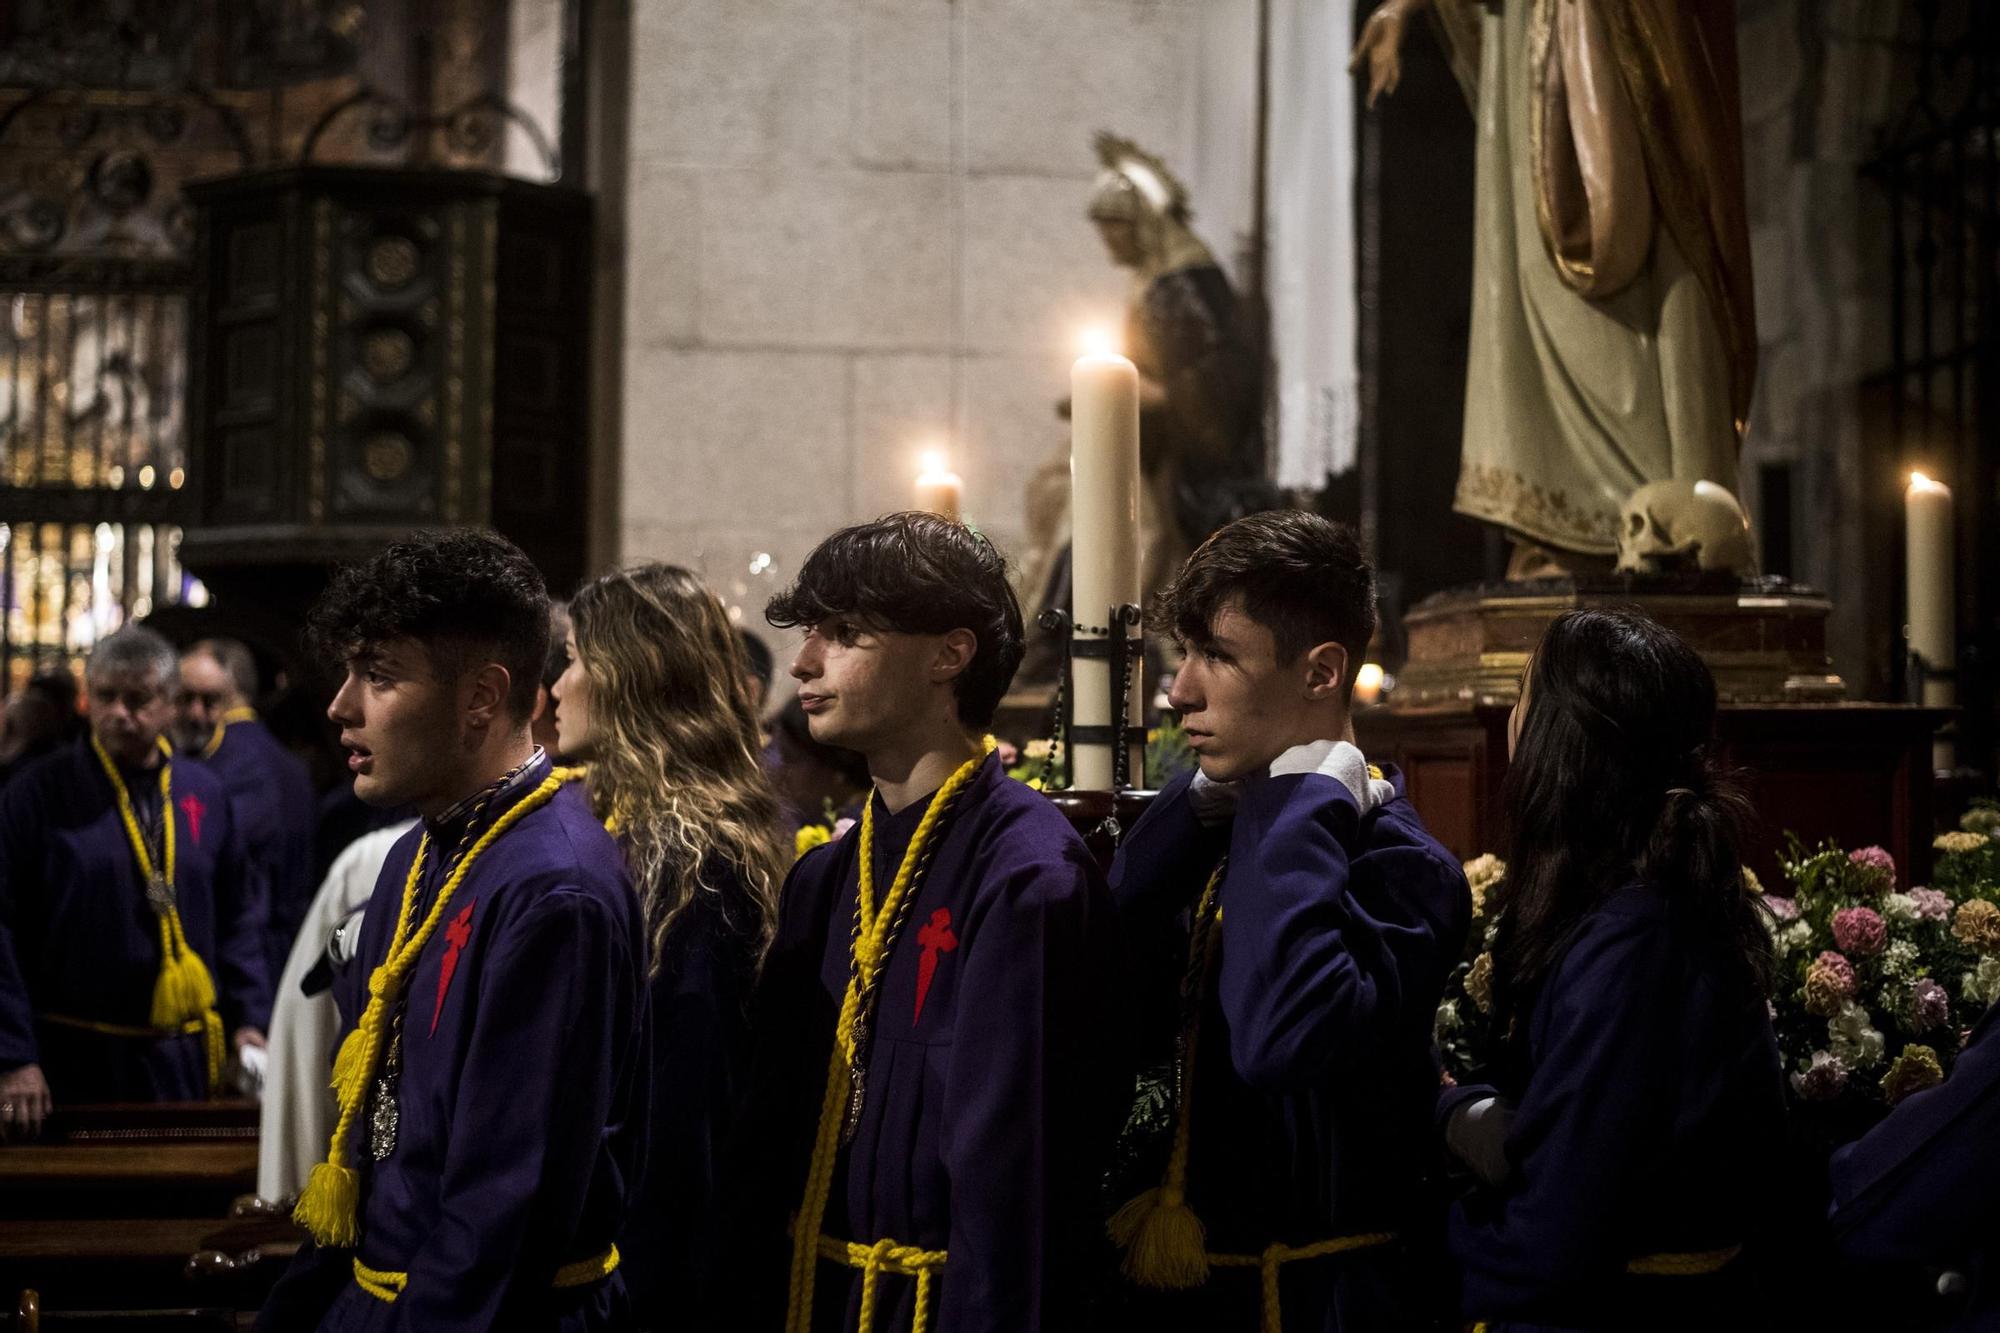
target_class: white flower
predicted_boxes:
[1880,939,1922,979]
[1883,893,1920,924]
[1961,957,2000,1007]
[1772,921,1815,958]
[1829,1002,1886,1070]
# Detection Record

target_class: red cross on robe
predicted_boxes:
[913,907,957,1026]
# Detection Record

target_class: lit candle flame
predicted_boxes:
[1909,470,1948,493]
[920,449,949,477]
[1078,326,1119,359]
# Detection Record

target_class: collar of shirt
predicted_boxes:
[424,746,550,848]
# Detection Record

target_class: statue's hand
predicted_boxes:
[1349,0,1424,108]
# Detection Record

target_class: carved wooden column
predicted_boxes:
[181,166,592,618]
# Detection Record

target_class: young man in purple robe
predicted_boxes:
[730,511,1123,1333]
[257,530,646,1332]
[175,636,318,990]
[1104,510,1470,1331]
[0,625,268,1137]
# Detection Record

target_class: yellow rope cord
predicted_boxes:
[88,734,223,1090]
[1625,1244,1741,1276]
[1108,860,1401,1328]
[295,772,564,1248]
[1463,1246,1741,1330]
[1108,860,1228,1289]
[1207,1234,1399,1333]
[41,1012,207,1039]
[784,738,995,1333]
[816,1236,947,1333]
[199,705,259,760]
[351,1244,620,1304]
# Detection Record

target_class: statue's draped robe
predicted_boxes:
[1436,0,1756,556]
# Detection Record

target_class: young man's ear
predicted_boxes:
[463,662,515,731]
[932,629,979,686]
[1303,641,1349,702]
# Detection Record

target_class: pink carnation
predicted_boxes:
[1909,978,1951,1033]
[1909,888,1952,923]
[1832,906,1889,957]
[1848,846,1896,891]
[1764,895,1801,923]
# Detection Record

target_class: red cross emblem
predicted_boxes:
[913,908,958,1026]
[432,899,477,1036]
[178,793,207,847]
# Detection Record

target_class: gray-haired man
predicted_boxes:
[0,625,267,1139]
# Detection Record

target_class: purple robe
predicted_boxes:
[621,869,760,1330]
[200,717,317,988]
[0,735,268,1101]
[729,755,1124,1333]
[1440,882,1787,1331]
[1830,999,2000,1331]
[258,759,648,1332]
[1107,765,1471,1331]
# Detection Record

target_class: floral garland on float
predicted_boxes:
[1435,801,2000,1129]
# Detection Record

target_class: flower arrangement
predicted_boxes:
[1002,717,1197,792]
[1767,805,2000,1115]
[1434,799,2000,1123]
[792,800,856,860]
[1434,855,1506,1084]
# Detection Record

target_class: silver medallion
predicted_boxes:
[840,1016,871,1145]
[367,1032,402,1160]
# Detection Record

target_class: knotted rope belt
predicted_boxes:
[813,1235,948,1333]
[352,1244,620,1303]
[1466,1244,1743,1332]
[1207,1232,1401,1333]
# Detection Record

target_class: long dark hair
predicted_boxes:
[1491,609,1773,1039]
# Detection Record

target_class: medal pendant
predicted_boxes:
[367,1036,402,1160]
[840,1016,872,1144]
[841,1064,867,1145]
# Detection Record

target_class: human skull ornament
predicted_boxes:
[1614,480,1756,575]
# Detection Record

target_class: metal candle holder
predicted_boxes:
[1038,602,1146,790]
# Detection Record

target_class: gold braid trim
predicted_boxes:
[783,739,996,1333]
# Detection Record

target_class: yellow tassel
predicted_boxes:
[1108,861,1228,1291]
[1110,1186,1210,1288]
[329,1022,370,1103]
[294,1159,362,1247]
[150,936,216,1028]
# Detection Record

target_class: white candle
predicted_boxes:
[1069,333,1142,790]
[914,450,963,523]
[1905,471,1955,766]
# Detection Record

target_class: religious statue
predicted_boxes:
[1351,0,1758,577]
[1017,133,1271,676]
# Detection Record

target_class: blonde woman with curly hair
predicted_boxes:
[552,562,785,1331]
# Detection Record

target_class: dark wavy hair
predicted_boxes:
[307,529,551,722]
[765,511,1025,729]
[1154,509,1376,699]
[1491,608,1774,1040]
